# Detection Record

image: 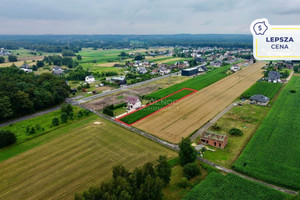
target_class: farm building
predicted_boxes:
[250,94,270,106]
[268,71,281,83]
[126,96,142,110]
[52,66,64,75]
[85,75,95,83]
[181,67,199,76]
[110,76,127,85]
[200,131,228,149]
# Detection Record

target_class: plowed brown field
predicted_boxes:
[134,62,265,143]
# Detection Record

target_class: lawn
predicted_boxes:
[183,173,291,200]
[0,106,86,145]
[240,81,282,99]
[119,89,195,125]
[202,104,270,168]
[0,115,176,200]
[145,66,230,100]
[234,76,300,190]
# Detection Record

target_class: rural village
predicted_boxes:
[0,1,299,199]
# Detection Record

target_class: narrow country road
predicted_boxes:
[190,103,235,141]
[0,106,60,128]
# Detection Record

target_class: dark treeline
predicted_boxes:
[75,155,171,200]
[0,34,252,52]
[0,67,70,121]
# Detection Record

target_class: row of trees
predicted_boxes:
[0,67,70,122]
[43,55,79,68]
[75,155,171,200]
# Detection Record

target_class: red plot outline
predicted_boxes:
[116,88,197,126]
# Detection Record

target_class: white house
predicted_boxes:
[85,75,95,83]
[230,65,241,72]
[126,96,142,110]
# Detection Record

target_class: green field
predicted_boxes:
[145,66,230,100]
[183,173,290,200]
[119,89,194,124]
[77,48,129,64]
[0,106,85,144]
[240,81,282,99]
[234,76,300,190]
[0,115,176,200]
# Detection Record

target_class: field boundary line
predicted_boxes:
[116,88,197,126]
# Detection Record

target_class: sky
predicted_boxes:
[0,0,300,35]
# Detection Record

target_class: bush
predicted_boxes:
[290,90,296,93]
[177,177,189,188]
[29,127,36,134]
[103,106,114,117]
[0,130,16,148]
[183,162,201,180]
[60,112,68,123]
[211,123,221,131]
[229,128,243,136]
[52,117,59,126]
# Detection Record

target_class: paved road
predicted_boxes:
[0,106,60,128]
[190,103,235,141]
[74,72,179,104]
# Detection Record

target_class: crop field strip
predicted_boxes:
[135,62,265,143]
[145,66,230,100]
[234,76,300,190]
[183,172,290,200]
[117,88,197,125]
[0,116,176,200]
[240,81,282,99]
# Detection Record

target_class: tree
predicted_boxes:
[113,165,130,180]
[178,137,197,166]
[0,96,13,121]
[0,56,5,63]
[61,104,73,116]
[143,162,156,178]
[0,130,16,148]
[36,60,44,68]
[8,55,17,62]
[52,117,59,126]
[229,128,243,136]
[183,162,201,179]
[76,55,82,60]
[155,155,171,186]
[60,112,68,123]
[140,175,163,200]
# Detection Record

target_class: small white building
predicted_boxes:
[126,96,142,110]
[230,65,241,72]
[85,75,95,83]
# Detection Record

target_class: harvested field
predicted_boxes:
[134,62,265,143]
[0,116,176,200]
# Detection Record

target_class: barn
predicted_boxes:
[181,67,199,76]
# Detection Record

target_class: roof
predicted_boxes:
[268,71,280,81]
[53,66,61,70]
[182,67,199,71]
[126,96,140,105]
[201,131,227,142]
[112,76,125,81]
[86,75,94,79]
[250,94,270,103]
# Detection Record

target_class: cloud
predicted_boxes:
[0,0,299,34]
